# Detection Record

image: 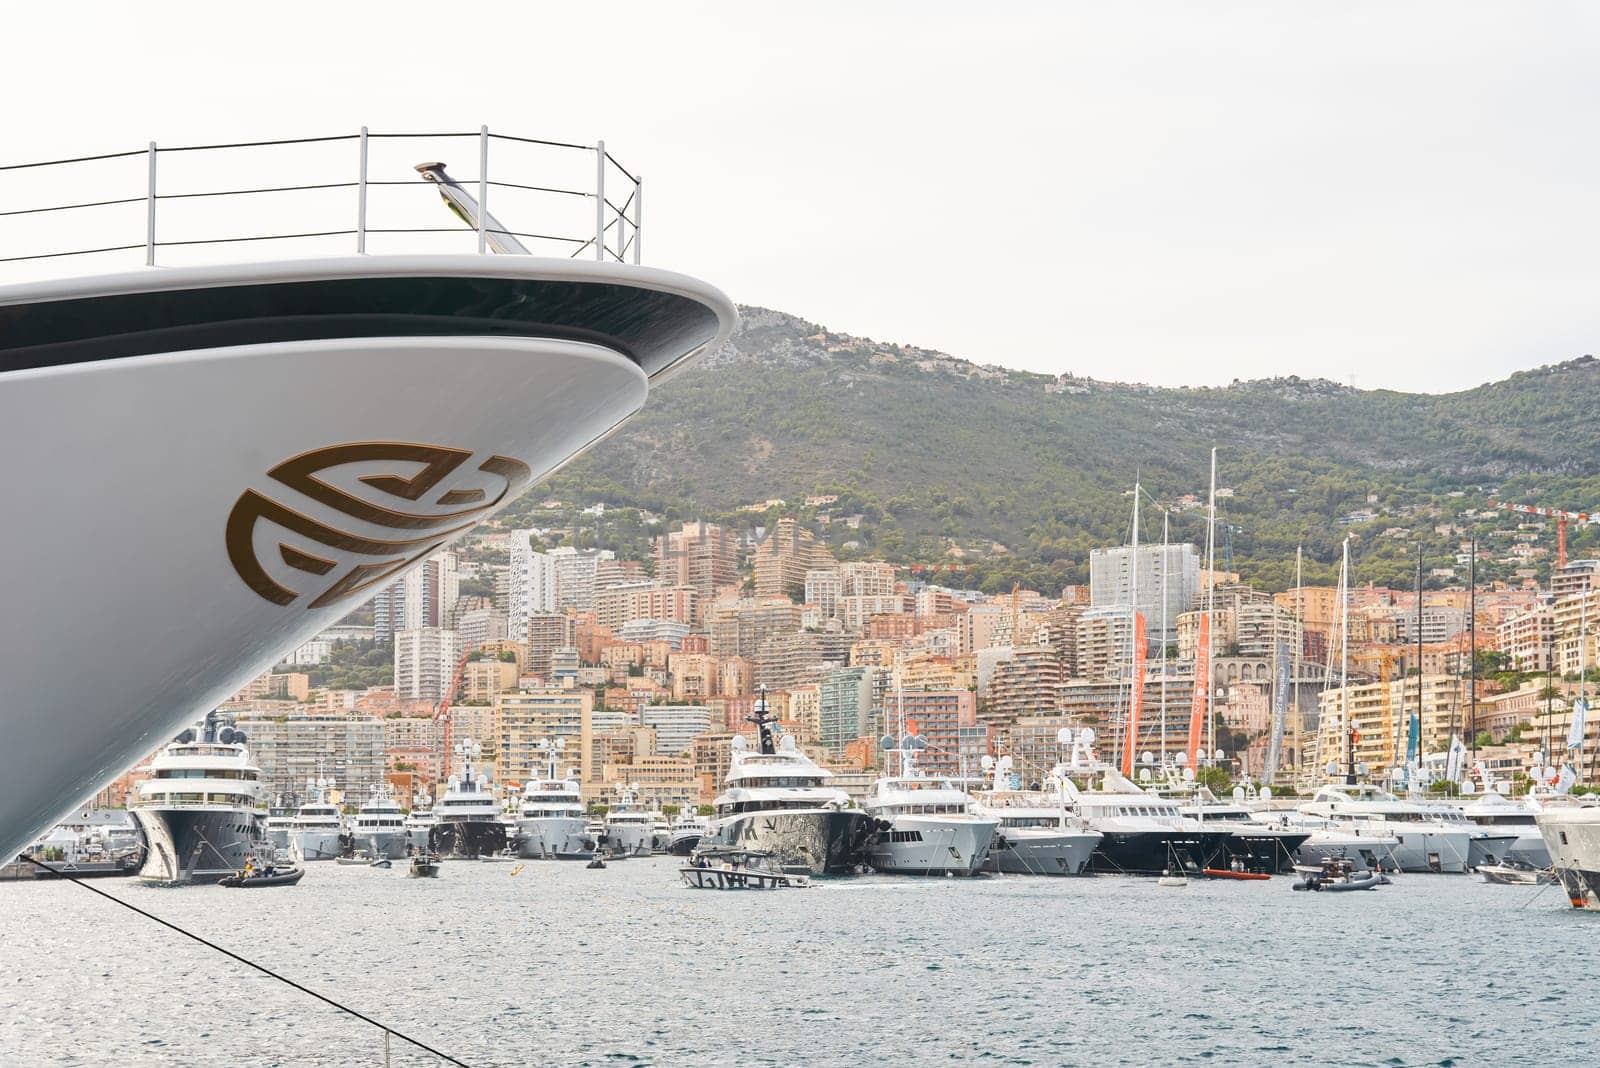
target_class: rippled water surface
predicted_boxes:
[0,858,1591,1066]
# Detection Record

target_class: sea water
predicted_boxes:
[0,858,1588,1066]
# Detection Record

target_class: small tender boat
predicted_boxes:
[408,852,441,878]
[1478,861,1555,886]
[1204,867,1271,881]
[368,858,392,869]
[1292,857,1391,892]
[682,849,811,889]
[335,854,371,866]
[1156,869,1188,888]
[219,866,304,888]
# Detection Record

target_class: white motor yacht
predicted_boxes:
[0,129,734,867]
[698,692,871,875]
[865,733,996,877]
[603,786,655,856]
[1536,801,1600,909]
[1298,783,1477,873]
[404,793,437,853]
[130,712,265,884]
[264,795,297,850]
[290,766,345,861]
[1456,767,1552,868]
[515,739,592,860]
[1416,799,1519,869]
[350,784,409,859]
[1250,808,1403,871]
[649,811,675,853]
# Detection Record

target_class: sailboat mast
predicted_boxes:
[1129,479,1141,769]
[1469,538,1477,762]
[1340,537,1352,783]
[1160,510,1170,764]
[1293,545,1303,783]
[1415,553,1424,787]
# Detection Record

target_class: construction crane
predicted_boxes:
[1491,500,1591,568]
[434,647,477,765]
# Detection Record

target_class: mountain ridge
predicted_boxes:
[525,305,1600,593]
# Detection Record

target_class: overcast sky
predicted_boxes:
[6,2,1597,392]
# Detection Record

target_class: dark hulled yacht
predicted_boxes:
[429,740,507,859]
[697,693,871,875]
[130,711,265,884]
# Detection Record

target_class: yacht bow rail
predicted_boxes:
[0,127,642,274]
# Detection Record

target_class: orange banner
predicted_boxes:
[1122,613,1147,777]
[1187,613,1210,766]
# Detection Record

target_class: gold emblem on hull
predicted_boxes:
[226,442,530,608]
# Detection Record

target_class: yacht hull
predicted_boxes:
[702,810,873,875]
[1466,833,1520,869]
[602,823,655,856]
[0,256,735,867]
[1220,830,1311,874]
[355,830,410,860]
[133,807,261,885]
[1382,829,1475,873]
[293,830,345,861]
[1087,830,1233,876]
[430,819,507,859]
[1294,833,1401,872]
[516,817,594,860]
[1537,809,1600,909]
[982,828,1101,876]
[1503,833,1551,869]
[867,816,998,876]
[666,831,705,856]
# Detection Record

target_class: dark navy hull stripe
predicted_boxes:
[0,275,721,378]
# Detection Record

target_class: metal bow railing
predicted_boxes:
[0,127,642,277]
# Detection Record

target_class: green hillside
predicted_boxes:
[517,307,1600,594]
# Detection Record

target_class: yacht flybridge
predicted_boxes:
[0,129,735,865]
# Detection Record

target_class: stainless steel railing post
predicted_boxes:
[145,142,157,266]
[478,125,489,254]
[357,126,369,254]
[633,176,642,264]
[595,139,606,261]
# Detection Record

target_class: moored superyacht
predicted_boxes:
[1043,729,1232,876]
[602,785,656,856]
[1456,765,1552,869]
[350,783,409,859]
[1297,783,1478,873]
[1536,800,1600,909]
[1143,761,1310,874]
[291,767,345,861]
[698,692,871,875]
[864,731,996,877]
[666,810,709,856]
[971,757,1102,877]
[404,792,438,853]
[0,128,735,867]
[431,740,506,859]
[130,712,265,884]
[515,738,594,860]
